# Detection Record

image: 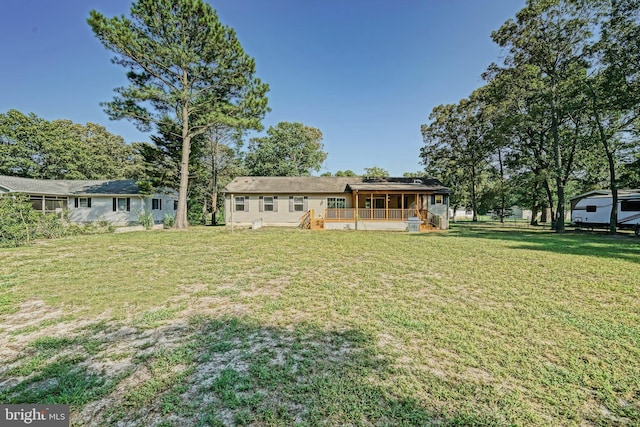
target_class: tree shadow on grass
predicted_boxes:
[416,226,640,263]
[0,315,524,426]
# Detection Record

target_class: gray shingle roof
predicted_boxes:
[224,176,451,194]
[0,175,144,196]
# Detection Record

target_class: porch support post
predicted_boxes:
[370,192,373,220]
[415,194,419,217]
[355,191,359,230]
[230,193,234,233]
[385,192,389,220]
[401,193,405,220]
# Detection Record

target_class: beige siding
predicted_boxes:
[225,193,352,227]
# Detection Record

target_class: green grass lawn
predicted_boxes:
[1,225,639,426]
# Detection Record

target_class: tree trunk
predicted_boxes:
[471,166,478,222]
[174,100,191,229]
[551,79,565,232]
[543,179,555,223]
[530,179,540,225]
[498,148,506,224]
[211,136,219,226]
[588,83,618,234]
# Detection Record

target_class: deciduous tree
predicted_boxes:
[244,122,326,176]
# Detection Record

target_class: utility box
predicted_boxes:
[407,217,421,232]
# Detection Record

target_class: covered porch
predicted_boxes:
[319,189,446,231]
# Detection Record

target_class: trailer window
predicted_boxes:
[621,200,640,211]
[586,205,597,212]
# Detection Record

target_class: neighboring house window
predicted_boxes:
[621,200,640,211]
[112,197,131,212]
[152,198,162,210]
[294,196,304,211]
[431,194,446,205]
[174,200,178,210]
[586,205,597,212]
[235,196,249,212]
[327,197,346,209]
[259,196,278,212]
[75,197,92,208]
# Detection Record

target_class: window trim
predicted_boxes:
[293,196,305,212]
[234,196,247,212]
[76,197,92,208]
[327,197,346,209]
[263,196,274,212]
[152,198,162,210]
[112,197,131,212]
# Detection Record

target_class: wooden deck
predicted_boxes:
[300,208,443,231]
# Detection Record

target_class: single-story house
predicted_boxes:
[223,176,452,231]
[0,175,177,226]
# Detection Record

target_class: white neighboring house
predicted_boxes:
[570,189,640,234]
[0,175,177,226]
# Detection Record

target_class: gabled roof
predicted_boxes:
[0,175,145,196]
[224,176,451,194]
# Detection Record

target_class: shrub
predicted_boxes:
[35,212,68,239]
[137,209,154,230]
[163,213,175,229]
[0,194,38,247]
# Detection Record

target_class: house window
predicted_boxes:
[152,198,162,210]
[264,196,274,211]
[327,197,346,209]
[586,205,597,212]
[293,196,305,211]
[621,200,640,211]
[235,196,245,212]
[174,200,178,210]
[75,197,92,208]
[112,197,130,212]
[259,196,278,212]
[435,195,443,204]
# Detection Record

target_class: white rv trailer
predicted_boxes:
[570,189,640,235]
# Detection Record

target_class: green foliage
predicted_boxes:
[0,110,141,180]
[363,166,389,177]
[245,122,327,176]
[0,194,39,246]
[163,213,175,229]
[421,0,640,231]
[136,209,154,230]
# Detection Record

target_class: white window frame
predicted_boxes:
[293,196,305,212]
[117,197,128,212]
[263,196,274,211]
[327,197,346,209]
[235,196,245,212]
[79,197,90,208]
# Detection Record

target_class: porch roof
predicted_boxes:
[347,181,451,193]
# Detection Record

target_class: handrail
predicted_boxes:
[300,209,313,229]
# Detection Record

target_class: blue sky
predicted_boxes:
[0,0,525,176]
